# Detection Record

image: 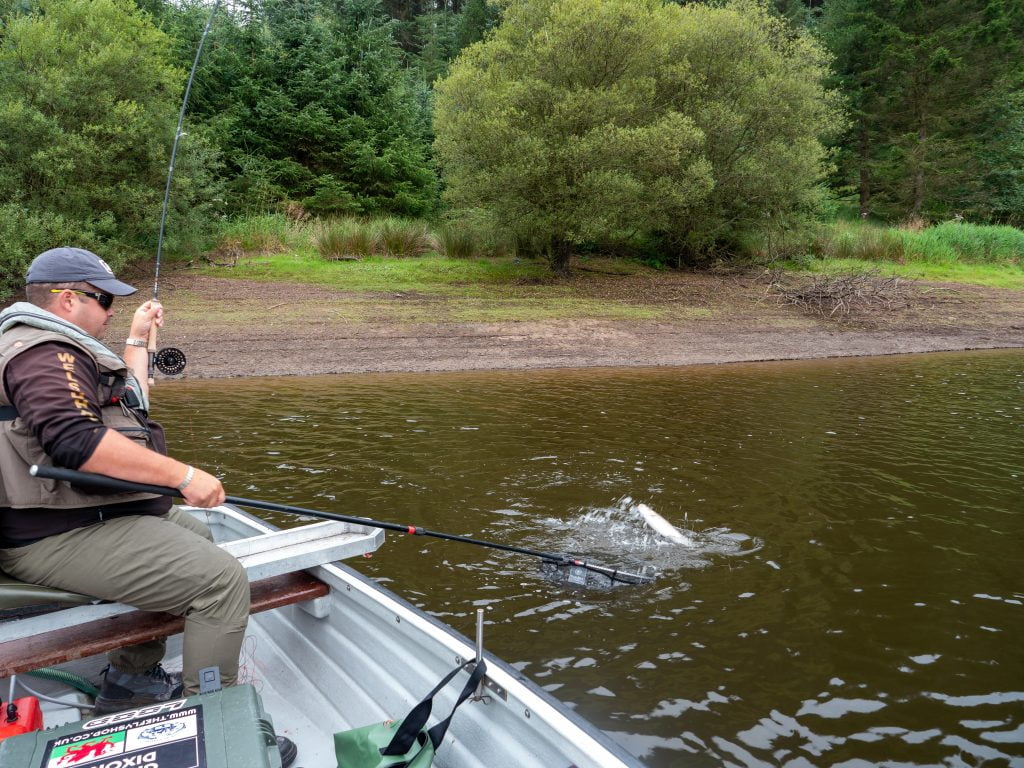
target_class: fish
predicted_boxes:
[636,503,694,546]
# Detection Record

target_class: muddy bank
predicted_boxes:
[101,268,1022,378]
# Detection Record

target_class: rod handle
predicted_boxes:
[146,323,158,385]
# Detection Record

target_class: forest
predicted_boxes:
[1,0,1022,294]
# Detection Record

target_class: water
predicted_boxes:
[155,350,1024,766]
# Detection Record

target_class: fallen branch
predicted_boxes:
[760,269,916,317]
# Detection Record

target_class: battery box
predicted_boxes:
[0,684,282,768]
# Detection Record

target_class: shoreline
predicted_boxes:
[102,271,1024,379]
[151,320,1024,379]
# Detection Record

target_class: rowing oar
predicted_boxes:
[29,466,656,588]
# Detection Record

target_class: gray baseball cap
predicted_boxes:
[26,247,137,295]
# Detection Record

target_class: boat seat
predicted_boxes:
[0,515,383,678]
[0,570,329,677]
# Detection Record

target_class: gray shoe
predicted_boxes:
[93,663,183,715]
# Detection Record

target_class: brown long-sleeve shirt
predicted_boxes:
[0,341,170,547]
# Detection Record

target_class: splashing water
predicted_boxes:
[531,496,763,575]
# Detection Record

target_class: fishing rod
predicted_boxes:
[29,466,656,588]
[148,0,223,384]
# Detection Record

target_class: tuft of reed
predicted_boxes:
[313,218,374,260]
[433,223,479,259]
[216,214,296,254]
[812,219,1024,267]
[373,217,434,258]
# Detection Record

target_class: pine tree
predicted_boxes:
[821,0,1024,222]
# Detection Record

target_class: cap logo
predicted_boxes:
[97,257,115,276]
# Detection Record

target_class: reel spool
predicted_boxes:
[154,347,187,376]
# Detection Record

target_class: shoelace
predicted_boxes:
[146,664,172,683]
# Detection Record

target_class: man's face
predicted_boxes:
[63,286,116,339]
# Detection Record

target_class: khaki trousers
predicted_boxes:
[0,507,249,695]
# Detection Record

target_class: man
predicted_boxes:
[0,247,249,712]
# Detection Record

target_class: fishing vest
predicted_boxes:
[0,303,159,509]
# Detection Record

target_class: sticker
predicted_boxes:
[41,706,205,768]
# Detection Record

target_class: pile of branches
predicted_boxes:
[759,269,915,318]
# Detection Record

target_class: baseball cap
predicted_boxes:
[26,247,137,296]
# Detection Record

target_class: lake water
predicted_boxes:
[156,350,1023,767]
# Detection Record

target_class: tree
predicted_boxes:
[175,0,438,216]
[0,0,215,298]
[821,0,1024,222]
[434,0,842,270]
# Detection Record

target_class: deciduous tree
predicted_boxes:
[434,0,842,269]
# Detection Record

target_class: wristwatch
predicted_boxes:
[125,338,147,347]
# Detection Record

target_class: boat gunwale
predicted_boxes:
[205,503,646,768]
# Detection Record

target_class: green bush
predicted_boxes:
[434,0,842,270]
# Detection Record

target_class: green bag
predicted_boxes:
[334,660,487,768]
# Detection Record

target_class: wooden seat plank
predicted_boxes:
[0,571,329,677]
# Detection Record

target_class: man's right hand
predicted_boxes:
[181,467,225,509]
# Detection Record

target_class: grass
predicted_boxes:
[788,257,1024,290]
[214,214,303,254]
[810,219,1024,267]
[759,218,1024,289]
[208,252,552,295]
[196,214,1024,319]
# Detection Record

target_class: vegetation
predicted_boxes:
[1,0,1023,302]
[434,0,842,271]
[819,0,1024,223]
[0,0,217,290]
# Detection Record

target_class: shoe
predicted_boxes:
[93,663,184,715]
[276,735,297,768]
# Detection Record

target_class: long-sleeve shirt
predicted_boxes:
[0,341,170,548]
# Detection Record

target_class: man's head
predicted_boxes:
[25,247,138,338]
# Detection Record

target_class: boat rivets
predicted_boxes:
[524,709,531,719]
[395,616,401,623]
[455,656,462,664]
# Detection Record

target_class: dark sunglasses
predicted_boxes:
[50,288,115,310]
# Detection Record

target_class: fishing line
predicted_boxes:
[150,0,222,381]
[30,466,657,589]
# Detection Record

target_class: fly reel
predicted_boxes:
[154,347,187,376]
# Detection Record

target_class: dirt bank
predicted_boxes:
[109,266,1022,378]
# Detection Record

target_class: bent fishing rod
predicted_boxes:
[30,465,656,587]
[148,0,222,384]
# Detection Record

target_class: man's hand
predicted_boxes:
[180,467,226,509]
[128,300,164,341]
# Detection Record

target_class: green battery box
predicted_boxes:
[0,684,282,768]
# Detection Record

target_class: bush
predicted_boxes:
[0,204,99,302]
[434,0,842,270]
[0,0,219,264]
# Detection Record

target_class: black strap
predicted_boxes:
[0,405,17,421]
[380,660,487,757]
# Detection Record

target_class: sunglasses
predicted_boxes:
[50,288,115,310]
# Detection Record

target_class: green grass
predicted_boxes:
[784,257,1024,290]
[214,213,305,253]
[197,251,553,295]
[770,218,1024,289]
[812,219,1024,267]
